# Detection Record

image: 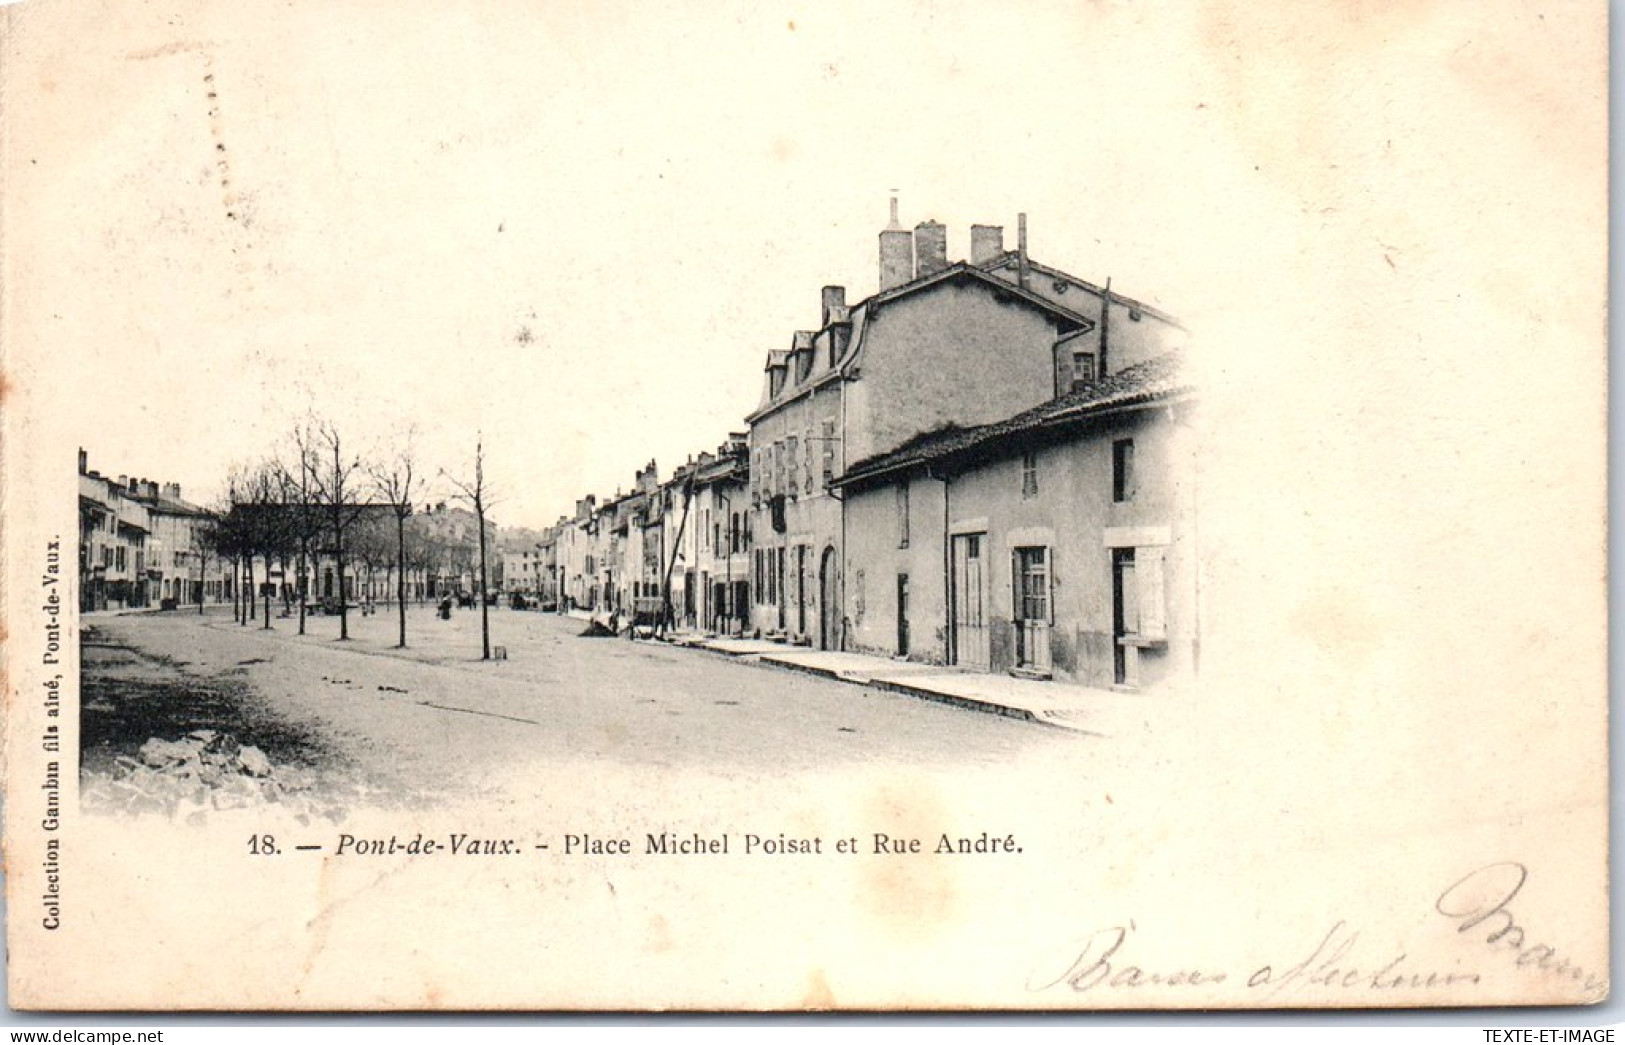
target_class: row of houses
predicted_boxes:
[79,448,510,614]
[78,450,223,612]
[526,202,1198,691]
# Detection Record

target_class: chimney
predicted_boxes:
[820,286,846,328]
[1017,212,1030,289]
[970,224,1004,265]
[118,475,128,489]
[78,449,88,475]
[913,220,948,277]
[878,197,913,292]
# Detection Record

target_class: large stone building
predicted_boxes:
[743,201,1184,651]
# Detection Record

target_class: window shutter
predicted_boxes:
[1045,548,1055,626]
[1138,546,1167,641]
[1011,549,1024,623]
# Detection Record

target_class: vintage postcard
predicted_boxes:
[1,0,1607,1011]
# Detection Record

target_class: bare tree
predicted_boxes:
[220,463,292,629]
[444,436,498,660]
[401,516,436,606]
[307,420,370,641]
[349,511,393,615]
[370,441,423,648]
[276,423,328,637]
[189,510,221,615]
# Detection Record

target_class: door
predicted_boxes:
[796,546,807,635]
[819,546,838,650]
[950,534,989,670]
[1013,546,1052,673]
[896,574,910,656]
[776,547,787,630]
[1112,548,1137,685]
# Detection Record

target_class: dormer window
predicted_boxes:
[1071,351,1097,390]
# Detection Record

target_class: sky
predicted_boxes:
[11,0,1240,529]
[7,0,1604,551]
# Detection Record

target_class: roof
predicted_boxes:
[692,449,747,487]
[975,253,1184,328]
[835,352,1190,489]
[746,262,1100,423]
[864,261,1096,332]
[150,496,208,517]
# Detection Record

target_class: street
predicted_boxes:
[81,604,1089,808]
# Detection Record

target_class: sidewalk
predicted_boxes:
[665,633,1156,736]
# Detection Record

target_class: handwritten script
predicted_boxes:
[1435,862,1605,998]
[1027,863,1602,1000]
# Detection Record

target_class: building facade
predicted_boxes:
[78,450,231,612]
[835,353,1196,689]
[743,202,1184,652]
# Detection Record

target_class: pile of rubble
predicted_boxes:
[82,729,351,825]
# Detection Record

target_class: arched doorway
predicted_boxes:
[819,546,839,651]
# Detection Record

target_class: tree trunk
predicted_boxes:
[477,507,490,660]
[396,513,408,647]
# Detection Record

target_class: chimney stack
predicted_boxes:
[878,197,913,292]
[820,285,846,328]
[970,224,1004,265]
[1017,212,1030,289]
[78,449,88,475]
[913,220,948,277]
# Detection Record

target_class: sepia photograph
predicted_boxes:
[2,0,1608,1016]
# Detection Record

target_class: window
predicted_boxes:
[1112,439,1135,502]
[1015,547,1050,623]
[821,419,836,486]
[1013,545,1053,673]
[896,481,910,548]
[1071,351,1097,390]
[1022,451,1038,498]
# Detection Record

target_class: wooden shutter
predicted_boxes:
[1138,546,1167,641]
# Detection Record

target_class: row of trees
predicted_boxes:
[199,420,500,658]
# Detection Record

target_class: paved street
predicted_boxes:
[82,604,1090,805]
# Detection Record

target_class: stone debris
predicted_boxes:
[83,730,368,826]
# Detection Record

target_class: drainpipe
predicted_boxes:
[838,378,849,651]
[928,463,951,666]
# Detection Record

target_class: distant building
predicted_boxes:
[78,449,229,611]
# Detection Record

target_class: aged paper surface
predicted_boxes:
[1,0,1607,1010]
